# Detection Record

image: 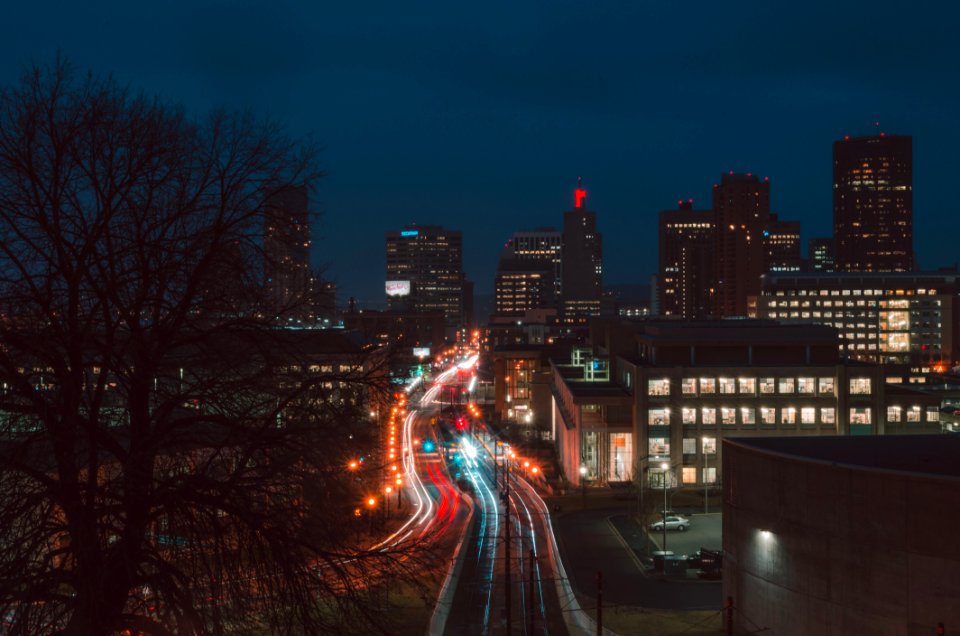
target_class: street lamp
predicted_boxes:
[660,462,669,552]
[702,437,709,515]
[579,465,588,509]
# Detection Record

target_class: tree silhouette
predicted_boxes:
[0,59,430,635]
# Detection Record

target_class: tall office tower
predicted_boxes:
[561,179,603,322]
[264,185,313,323]
[713,173,770,317]
[385,225,464,332]
[808,238,835,272]
[494,258,555,317]
[658,199,715,319]
[493,228,562,317]
[765,214,802,273]
[510,228,563,304]
[833,134,913,272]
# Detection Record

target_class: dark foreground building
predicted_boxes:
[723,435,960,636]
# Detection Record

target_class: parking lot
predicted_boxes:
[649,512,722,559]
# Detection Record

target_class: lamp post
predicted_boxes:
[703,437,709,515]
[660,462,669,552]
[580,465,588,509]
[384,486,392,522]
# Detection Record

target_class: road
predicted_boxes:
[405,358,570,635]
[440,425,569,635]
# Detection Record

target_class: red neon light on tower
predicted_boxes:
[574,176,587,208]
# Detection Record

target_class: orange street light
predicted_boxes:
[348,461,359,470]
[367,497,376,507]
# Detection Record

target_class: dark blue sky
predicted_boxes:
[2,1,957,307]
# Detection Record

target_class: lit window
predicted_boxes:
[702,408,716,425]
[741,407,756,425]
[719,378,736,394]
[702,437,717,454]
[782,408,797,425]
[760,407,776,425]
[778,377,795,394]
[721,407,736,425]
[648,409,669,426]
[850,407,872,424]
[682,438,697,454]
[738,377,756,394]
[681,378,697,395]
[797,377,815,394]
[648,379,670,396]
[682,407,697,425]
[682,467,697,484]
[700,378,716,394]
[850,378,872,395]
[759,377,775,394]
[818,377,835,395]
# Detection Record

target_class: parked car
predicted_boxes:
[649,516,691,532]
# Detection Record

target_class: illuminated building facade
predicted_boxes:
[385,225,464,333]
[561,180,603,322]
[833,134,913,272]
[657,199,714,319]
[713,173,771,317]
[759,272,958,366]
[552,318,944,490]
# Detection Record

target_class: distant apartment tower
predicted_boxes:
[833,134,913,272]
[658,199,714,319]
[808,238,835,272]
[561,180,603,321]
[765,214,802,272]
[713,173,770,317]
[385,225,464,332]
[264,185,312,323]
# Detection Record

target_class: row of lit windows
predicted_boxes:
[649,406,839,426]
[647,376,859,397]
[771,288,939,297]
[647,404,937,428]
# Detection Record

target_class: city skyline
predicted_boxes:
[1,2,957,306]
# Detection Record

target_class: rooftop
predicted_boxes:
[727,435,960,479]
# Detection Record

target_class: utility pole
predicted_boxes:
[504,465,511,634]
[528,548,536,635]
[596,570,603,635]
[725,596,734,636]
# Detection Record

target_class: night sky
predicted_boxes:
[2,1,957,308]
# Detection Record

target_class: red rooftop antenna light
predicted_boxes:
[574,176,587,208]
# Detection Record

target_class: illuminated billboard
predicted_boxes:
[385,280,411,297]
[412,347,430,357]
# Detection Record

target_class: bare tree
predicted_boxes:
[0,59,431,635]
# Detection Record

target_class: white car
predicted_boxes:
[649,516,691,532]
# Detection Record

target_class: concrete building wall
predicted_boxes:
[723,441,960,635]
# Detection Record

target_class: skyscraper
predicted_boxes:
[808,237,835,272]
[561,180,602,322]
[658,199,714,319]
[264,185,312,323]
[833,134,913,272]
[493,228,562,317]
[713,173,770,317]
[385,225,464,333]
[764,214,802,273]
